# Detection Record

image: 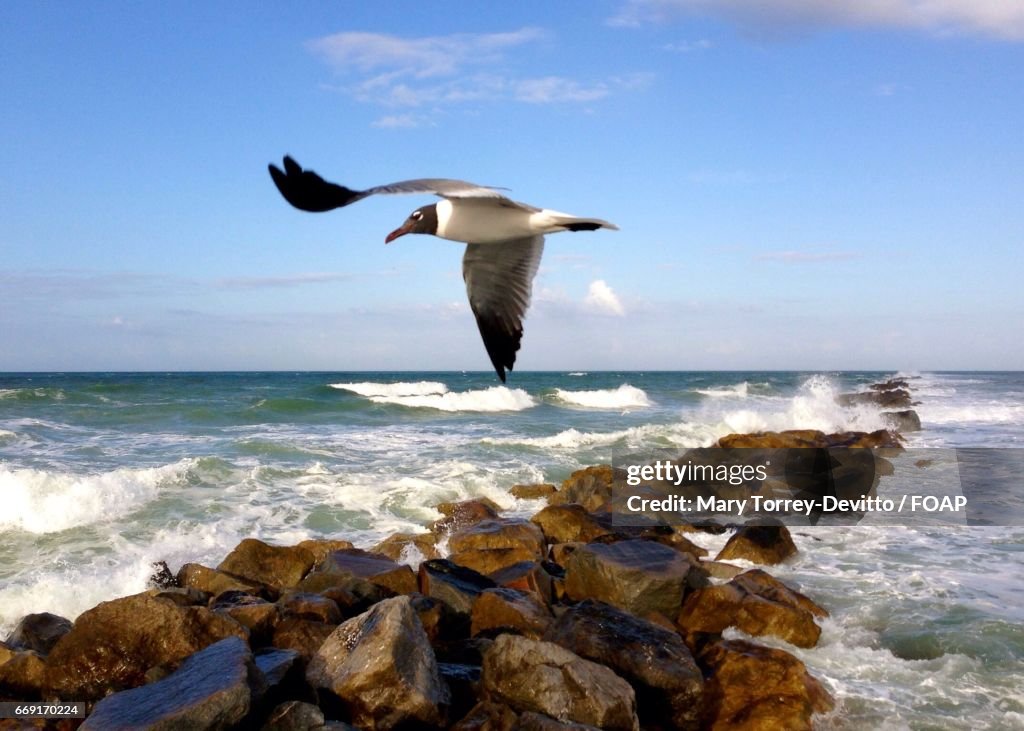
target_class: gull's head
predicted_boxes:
[386,204,438,243]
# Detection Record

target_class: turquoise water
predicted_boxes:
[1,370,1022,728]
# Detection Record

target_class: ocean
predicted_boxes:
[1,370,1022,729]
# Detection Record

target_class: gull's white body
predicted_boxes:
[434,198,612,244]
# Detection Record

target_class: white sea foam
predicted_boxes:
[330,381,449,398]
[486,421,718,451]
[0,460,192,534]
[368,386,536,412]
[0,429,16,442]
[696,382,750,398]
[554,384,652,409]
[567,372,588,377]
[916,402,1024,425]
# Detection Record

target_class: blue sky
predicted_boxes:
[2,1,1022,371]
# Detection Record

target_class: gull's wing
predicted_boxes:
[462,235,545,382]
[268,155,509,213]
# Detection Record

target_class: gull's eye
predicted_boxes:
[411,211,423,221]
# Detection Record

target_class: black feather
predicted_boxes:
[268,156,365,213]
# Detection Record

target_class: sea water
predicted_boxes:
[1,370,1022,728]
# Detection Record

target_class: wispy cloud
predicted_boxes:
[609,0,1024,41]
[663,38,715,52]
[583,279,627,316]
[306,28,649,125]
[756,249,859,263]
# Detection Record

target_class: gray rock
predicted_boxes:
[81,636,256,730]
[418,559,496,615]
[481,634,638,731]
[307,595,448,729]
[4,612,72,655]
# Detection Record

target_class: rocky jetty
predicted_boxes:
[0,377,922,729]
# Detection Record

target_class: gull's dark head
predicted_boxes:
[385,204,438,244]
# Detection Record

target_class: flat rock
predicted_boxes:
[307,595,448,730]
[299,548,417,601]
[699,639,834,730]
[471,588,552,639]
[564,539,693,618]
[419,559,496,616]
[481,634,638,731]
[217,538,316,590]
[4,612,72,655]
[44,592,248,700]
[544,600,703,730]
[715,522,798,565]
[81,636,256,730]
[530,504,612,544]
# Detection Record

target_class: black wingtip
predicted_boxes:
[267,155,364,213]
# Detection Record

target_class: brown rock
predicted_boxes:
[217,538,316,590]
[488,561,554,605]
[544,600,703,731]
[549,465,617,511]
[150,587,210,606]
[530,504,612,544]
[299,548,417,601]
[44,593,248,700]
[451,700,519,731]
[307,595,448,730]
[210,591,279,643]
[276,591,342,624]
[715,522,798,565]
[471,588,552,639]
[732,569,828,619]
[699,639,834,730]
[716,430,830,449]
[0,650,46,699]
[373,532,440,562]
[431,499,500,535]
[449,519,545,556]
[296,539,356,565]
[4,613,72,655]
[700,560,744,580]
[261,700,326,731]
[178,563,264,596]
[639,527,709,558]
[510,483,557,500]
[270,618,336,661]
[481,634,638,731]
[419,559,496,615]
[451,547,541,576]
[549,542,582,567]
[564,540,693,617]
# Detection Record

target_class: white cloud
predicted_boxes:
[372,113,425,129]
[609,0,1024,40]
[583,279,626,316]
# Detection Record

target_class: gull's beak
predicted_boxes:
[385,222,413,244]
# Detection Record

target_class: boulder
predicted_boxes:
[4,612,72,655]
[488,561,555,605]
[307,595,448,730]
[450,547,542,576]
[564,539,693,617]
[276,592,342,624]
[148,560,177,589]
[530,504,612,544]
[151,587,210,606]
[419,559,496,615]
[699,639,834,730]
[510,483,557,500]
[178,563,264,596]
[210,591,279,643]
[295,538,355,565]
[261,700,325,731]
[81,637,257,730]
[732,569,828,618]
[372,532,440,562]
[471,588,552,639]
[44,592,248,700]
[837,388,913,408]
[270,618,336,661]
[715,522,797,565]
[298,548,417,601]
[699,560,744,580]
[544,600,703,730]
[0,649,46,699]
[431,499,500,535]
[882,409,922,433]
[549,465,617,512]
[638,527,709,559]
[217,538,316,591]
[481,634,638,731]
[449,519,545,556]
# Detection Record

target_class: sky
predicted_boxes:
[2,1,1022,372]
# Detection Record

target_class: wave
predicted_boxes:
[330,381,448,398]
[370,386,536,413]
[486,421,717,451]
[567,372,588,377]
[915,403,1024,425]
[695,382,750,398]
[0,429,16,443]
[0,387,66,402]
[553,384,652,409]
[0,459,194,535]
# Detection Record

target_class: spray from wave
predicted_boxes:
[553,384,652,409]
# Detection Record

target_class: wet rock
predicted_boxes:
[211,591,279,644]
[471,588,552,639]
[530,504,613,544]
[451,547,542,576]
[299,548,417,602]
[217,538,316,591]
[178,563,264,596]
[488,561,554,605]
[510,483,557,500]
[699,639,834,730]
[715,521,798,565]
[148,560,177,589]
[638,526,709,559]
[254,647,303,689]
[549,465,618,512]
[481,634,638,731]
[0,649,46,699]
[373,532,440,562]
[431,499,501,535]
[295,539,355,565]
[438,662,482,723]
[549,542,582,567]
[307,595,448,730]
[276,591,342,624]
[450,519,545,557]
[4,612,72,655]
[677,576,822,649]
[518,712,602,730]
[81,636,257,730]
[419,559,496,615]
[564,539,693,617]
[44,592,248,700]
[544,600,702,730]
[270,618,336,662]
[882,409,922,432]
[452,700,519,731]
[699,560,744,580]
[838,388,913,408]
[732,569,828,618]
[151,587,210,607]
[261,700,325,731]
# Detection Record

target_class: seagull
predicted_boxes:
[268,156,618,382]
